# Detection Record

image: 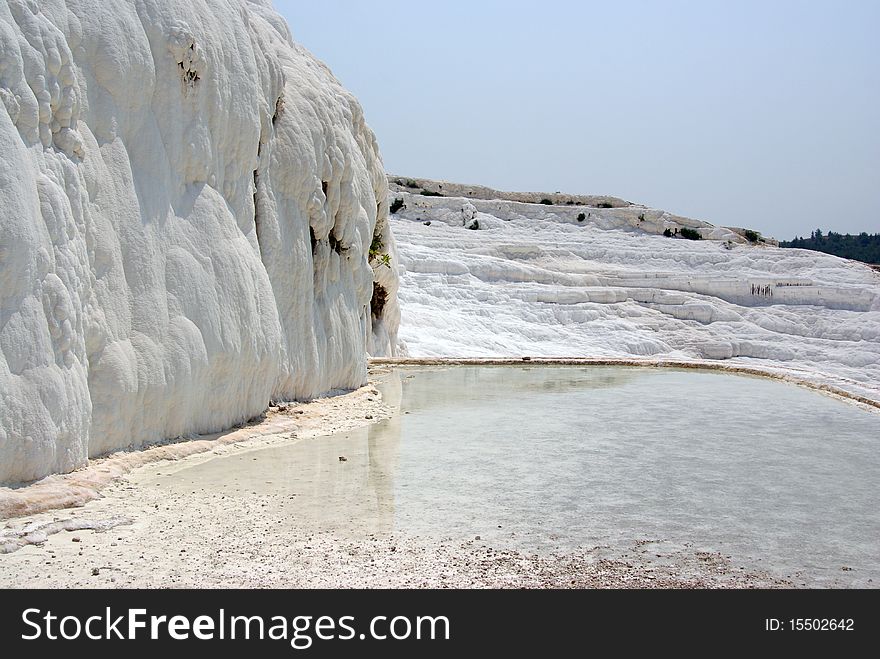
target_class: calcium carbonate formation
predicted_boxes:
[389,181,880,404]
[0,0,399,484]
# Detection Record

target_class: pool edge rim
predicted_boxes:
[370,357,880,412]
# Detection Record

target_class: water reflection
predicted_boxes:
[154,373,402,534]
[391,365,639,414]
[158,366,880,587]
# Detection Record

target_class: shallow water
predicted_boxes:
[161,366,880,587]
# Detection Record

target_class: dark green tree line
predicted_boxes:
[780,229,880,264]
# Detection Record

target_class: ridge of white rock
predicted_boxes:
[389,175,633,210]
[0,0,398,485]
[390,177,772,244]
[390,182,880,404]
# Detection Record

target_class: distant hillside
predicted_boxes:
[779,231,880,265]
[387,175,770,243]
[389,175,631,208]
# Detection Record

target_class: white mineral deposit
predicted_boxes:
[1,0,878,592]
[0,0,399,485]
[388,178,880,405]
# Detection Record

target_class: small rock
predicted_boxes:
[91,568,100,576]
[365,414,373,420]
[72,537,81,543]
[338,456,348,462]
[423,221,432,226]
[475,536,481,541]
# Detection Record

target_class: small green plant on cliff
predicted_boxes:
[420,189,443,197]
[540,198,553,205]
[679,227,703,240]
[577,213,586,222]
[368,233,392,268]
[597,202,613,209]
[389,198,405,214]
[743,229,760,243]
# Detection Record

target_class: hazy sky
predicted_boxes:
[275,0,879,239]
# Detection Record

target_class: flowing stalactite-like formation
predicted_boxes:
[0,0,399,484]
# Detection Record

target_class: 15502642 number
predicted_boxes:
[790,619,854,631]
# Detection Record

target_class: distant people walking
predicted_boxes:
[750,283,774,298]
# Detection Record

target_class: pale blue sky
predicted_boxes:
[275,0,879,238]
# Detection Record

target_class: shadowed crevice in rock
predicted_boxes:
[371,282,387,321]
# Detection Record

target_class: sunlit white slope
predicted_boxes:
[0,0,397,484]
[391,187,880,403]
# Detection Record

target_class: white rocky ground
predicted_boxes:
[0,500,788,589]
[389,180,880,405]
[0,0,399,485]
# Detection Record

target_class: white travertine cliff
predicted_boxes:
[389,183,880,404]
[0,0,398,484]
